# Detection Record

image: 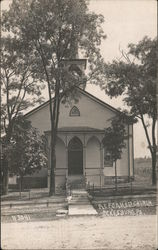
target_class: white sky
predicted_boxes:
[1,0,157,158]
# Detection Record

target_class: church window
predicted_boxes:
[69,106,80,116]
[104,149,113,167]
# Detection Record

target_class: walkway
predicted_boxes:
[68,189,98,215]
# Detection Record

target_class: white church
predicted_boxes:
[24,58,134,193]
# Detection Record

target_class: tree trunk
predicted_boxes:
[3,167,9,195]
[151,151,156,185]
[151,116,157,185]
[20,174,24,192]
[35,39,56,196]
[2,156,10,195]
[141,115,157,185]
[3,127,13,195]
[114,161,117,191]
[49,79,60,196]
[49,143,56,196]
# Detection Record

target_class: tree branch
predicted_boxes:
[152,115,157,152]
[5,71,11,123]
[9,68,32,118]
[7,70,16,78]
[140,113,153,155]
[13,87,27,119]
[34,39,54,125]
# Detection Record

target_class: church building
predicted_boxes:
[25,58,134,193]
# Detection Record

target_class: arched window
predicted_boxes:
[69,106,80,116]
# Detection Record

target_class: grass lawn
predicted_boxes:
[88,185,156,198]
[1,188,66,202]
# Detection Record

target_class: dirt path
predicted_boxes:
[1,215,157,249]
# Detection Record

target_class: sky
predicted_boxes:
[1,0,157,158]
[87,0,157,158]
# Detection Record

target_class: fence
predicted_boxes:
[86,176,134,196]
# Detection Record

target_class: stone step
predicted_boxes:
[71,189,88,194]
[68,185,85,188]
[69,185,86,189]
[71,196,89,199]
[71,193,88,195]
[69,198,90,202]
[70,194,88,198]
[69,201,91,205]
[71,197,89,200]
[68,204,98,215]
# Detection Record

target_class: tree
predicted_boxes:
[2,116,47,192]
[2,0,106,195]
[1,36,45,194]
[102,116,126,190]
[103,36,157,185]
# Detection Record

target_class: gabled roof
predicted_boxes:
[24,87,120,118]
[78,87,120,113]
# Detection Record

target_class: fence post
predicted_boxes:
[65,169,68,196]
[114,161,117,192]
[85,171,87,189]
[19,179,22,198]
[130,178,133,193]
[29,190,31,200]
[93,183,94,196]
[70,185,71,196]
[47,200,49,208]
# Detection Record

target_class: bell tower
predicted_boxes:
[61,38,87,83]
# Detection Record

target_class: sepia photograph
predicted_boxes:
[1,0,157,249]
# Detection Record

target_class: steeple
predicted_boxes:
[70,38,79,59]
[61,38,86,77]
[60,36,87,90]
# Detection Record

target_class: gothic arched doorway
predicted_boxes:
[68,137,83,175]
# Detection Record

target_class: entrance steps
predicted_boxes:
[67,175,86,189]
[68,189,98,215]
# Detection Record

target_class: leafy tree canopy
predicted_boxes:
[3,116,48,177]
[2,0,106,89]
[1,35,45,139]
[103,36,157,119]
[102,115,126,162]
[102,36,157,185]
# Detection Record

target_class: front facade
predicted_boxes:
[26,87,134,192]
